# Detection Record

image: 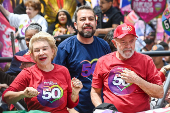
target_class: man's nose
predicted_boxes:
[84,19,90,24]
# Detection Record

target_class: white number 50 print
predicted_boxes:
[42,86,63,100]
[112,75,130,86]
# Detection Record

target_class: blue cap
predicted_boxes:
[151,45,164,51]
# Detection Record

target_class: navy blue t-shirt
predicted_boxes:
[53,35,111,113]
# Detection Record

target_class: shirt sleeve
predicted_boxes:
[92,58,103,89]
[111,12,124,25]
[159,71,166,83]
[2,69,30,103]
[65,67,79,108]
[2,86,18,103]
[8,13,22,28]
[38,17,48,32]
[146,58,163,85]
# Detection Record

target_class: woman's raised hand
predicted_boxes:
[67,25,76,34]
[71,77,83,95]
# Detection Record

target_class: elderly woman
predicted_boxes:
[2,31,82,113]
[0,0,48,51]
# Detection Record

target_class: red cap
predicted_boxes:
[15,51,35,63]
[113,23,138,39]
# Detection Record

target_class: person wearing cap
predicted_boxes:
[151,45,169,82]
[2,31,83,113]
[91,23,164,113]
[6,23,42,76]
[0,51,35,86]
[53,6,111,113]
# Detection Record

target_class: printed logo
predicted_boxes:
[81,59,98,77]
[108,66,137,95]
[164,10,170,16]
[37,80,64,108]
[122,26,132,31]
[155,3,162,12]
[103,14,109,23]
[80,59,98,81]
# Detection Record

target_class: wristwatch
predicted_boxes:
[162,66,167,72]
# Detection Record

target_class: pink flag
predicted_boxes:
[131,0,166,23]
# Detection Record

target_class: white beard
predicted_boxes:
[116,44,135,59]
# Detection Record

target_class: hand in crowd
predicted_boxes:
[121,69,140,84]
[23,87,40,98]
[163,65,170,71]
[54,28,67,37]
[0,84,8,90]
[71,77,83,95]
[67,25,75,34]
[160,64,170,75]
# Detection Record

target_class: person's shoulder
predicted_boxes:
[111,6,120,11]
[95,36,106,41]
[110,6,122,15]
[35,14,45,19]
[53,64,69,72]
[135,51,152,61]
[58,35,77,47]
[94,36,109,45]
[98,52,114,61]
[22,64,36,74]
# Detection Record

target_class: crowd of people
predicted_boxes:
[0,0,170,113]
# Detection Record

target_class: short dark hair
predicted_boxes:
[75,5,96,22]
[159,41,169,50]
[55,10,73,28]
[144,39,154,45]
[103,29,117,52]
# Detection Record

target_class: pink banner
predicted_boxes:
[0,12,19,69]
[131,0,166,23]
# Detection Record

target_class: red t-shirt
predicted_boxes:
[157,68,165,83]
[92,52,162,113]
[2,64,78,113]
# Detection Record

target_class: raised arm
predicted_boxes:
[71,78,83,102]
[0,4,10,17]
[91,87,102,107]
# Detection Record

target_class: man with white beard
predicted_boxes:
[91,23,164,113]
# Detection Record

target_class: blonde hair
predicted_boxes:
[29,31,57,61]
